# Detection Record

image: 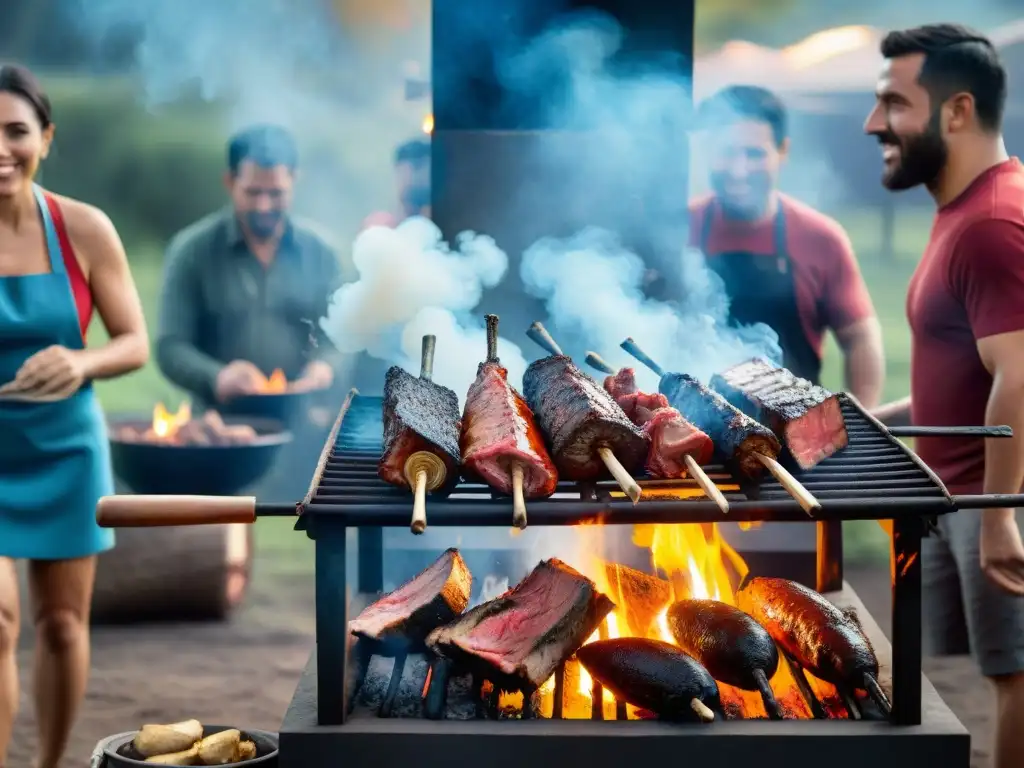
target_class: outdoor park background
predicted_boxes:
[5,1,1022,764]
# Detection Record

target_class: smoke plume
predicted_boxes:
[319,217,529,402]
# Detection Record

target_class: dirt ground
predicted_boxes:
[7,564,995,768]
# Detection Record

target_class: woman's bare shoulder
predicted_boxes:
[45,192,123,266]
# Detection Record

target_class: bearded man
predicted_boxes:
[866,25,1024,768]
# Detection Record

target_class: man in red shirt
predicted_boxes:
[690,86,884,404]
[867,25,1024,768]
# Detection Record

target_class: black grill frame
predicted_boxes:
[293,389,990,733]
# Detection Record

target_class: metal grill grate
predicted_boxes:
[303,393,955,524]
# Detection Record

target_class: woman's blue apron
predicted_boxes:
[0,185,115,560]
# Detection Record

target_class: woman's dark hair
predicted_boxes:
[0,64,52,128]
[880,24,1006,132]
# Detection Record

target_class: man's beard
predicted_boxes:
[244,211,284,240]
[878,111,948,191]
[709,171,774,221]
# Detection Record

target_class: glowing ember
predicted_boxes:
[260,368,288,394]
[421,113,434,135]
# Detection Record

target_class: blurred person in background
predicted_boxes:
[0,64,149,768]
[156,124,342,407]
[361,136,431,230]
[866,25,1024,768]
[156,125,344,500]
[690,85,885,406]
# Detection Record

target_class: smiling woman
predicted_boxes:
[0,62,150,768]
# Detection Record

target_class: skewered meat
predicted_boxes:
[736,578,882,695]
[659,372,780,479]
[602,367,713,477]
[522,356,647,480]
[576,638,721,722]
[426,559,614,690]
[712,358,848,469]
[461,316,558,498]
[349,548,472,650]
[666,599,782,719]
[379,366,461,489]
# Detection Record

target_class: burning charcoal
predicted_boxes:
[379,335,462,532]
[522,324,647,502]
[666,599,783,720]
[461,315,558,528]
[426,558,614,693]
[602,563,672,638]
[349,548,473,654]
[736,578,891,716]
[576,638,721,723]
[713,358,848,470]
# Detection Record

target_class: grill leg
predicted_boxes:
[890,516,923,725]
[816,520,844,592]
[315,518,349,725]
[358,526,384,593]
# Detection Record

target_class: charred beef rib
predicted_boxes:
[522,356,647,481]
[426,558,614,690]
[461,315,558,499]
[603,367,713,478]
[379,366,461,489]
[348,548,473,650]
[711,358,848,469]
[659,372,780,479]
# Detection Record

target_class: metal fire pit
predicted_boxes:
[258,390,1023,768]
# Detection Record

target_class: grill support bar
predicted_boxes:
[314,517,350,726]
[890,516,923,726]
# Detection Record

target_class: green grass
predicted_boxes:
[98,203,935,568]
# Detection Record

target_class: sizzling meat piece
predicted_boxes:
[660,372,780,479]
[348,548,472,650]
[461,360,557,497]
[379,366,461,489]
[576,638,721,722]
[666,599,782,719]
[736,577,879,691]
[426,558,614,689]
[603,367,713,478]
[712,359,847,469]
[522,356,647,481]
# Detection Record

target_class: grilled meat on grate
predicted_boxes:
[712,359,848,469]
[736,577,889,712]
[576,637,721,723]
[666,599,783,719]
[522,356,648,481]
[379,365,461,490]
[426,558,614,691]
[659,372,780,479]
[461,316,558,523]
[603,367,713,478]
[348,548,473,651]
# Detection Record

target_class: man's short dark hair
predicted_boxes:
[880,24,1006,132]
[696,85,788,147]
[394,138,431,167]
[227,124,299,175]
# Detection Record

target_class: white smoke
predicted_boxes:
[319,217,528,402]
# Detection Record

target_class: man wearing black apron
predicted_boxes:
[691,85,884,396]
[690,85,885,580]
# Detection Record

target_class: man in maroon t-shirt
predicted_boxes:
[867,25,1024,767]
[691,86,884,404]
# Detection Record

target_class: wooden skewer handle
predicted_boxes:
[619,337,664,377]
[96,495,257,527]
[755,453,820,515]
[410,470,428,534]
[684,455,729,514]
[526,321,564,356]
[690,698,715,722]
[584,352,616,375]
[420,335,436,381]
[598,447,642,504]
[511,464,528,529]
[404,452,447,535]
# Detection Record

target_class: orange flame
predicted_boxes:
[150,402,191,440]
[261,368,288,393]
[421,113,434,135]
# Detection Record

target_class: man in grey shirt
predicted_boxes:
[157,124,342,409]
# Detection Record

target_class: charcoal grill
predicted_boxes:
[95,388,1023,768]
